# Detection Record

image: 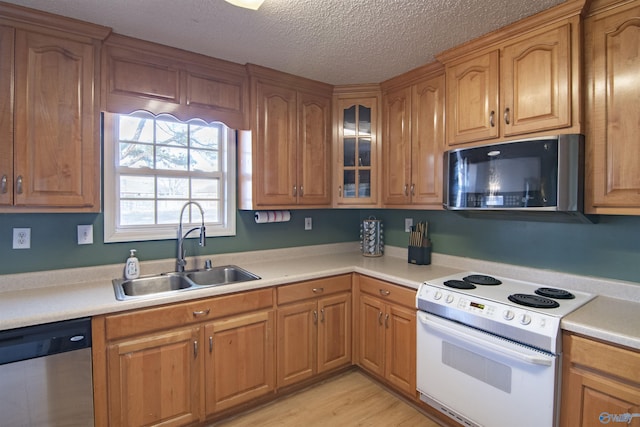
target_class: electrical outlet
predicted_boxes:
[77,224,94,245]
[304,217,312,230]
[13,228,31,249]
[404,218,413,232]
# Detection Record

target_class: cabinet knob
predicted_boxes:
[192,309,211,317]
[378,311,383,325]
[385,313,390,329]
[16,175,23,194]
[1,175,6,194]
[312,287,324,294]
[489,111,496,128]
[300,185,304,197]
[320,308,325,323]
[313,310,318,325]
[293,185,297,197]
[209,336,213,353]
[338,185,342,197]
[403,184,408,196]
[410,184,415,196]
[379,289,391,296]
[193,340,198,357]
[504,108,511,125]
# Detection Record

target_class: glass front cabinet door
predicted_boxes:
[334,95,379,206]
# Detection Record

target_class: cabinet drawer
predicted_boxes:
[358,275,416,308]
[277,274,352,305]
[105,288,273,340]
[564,333,640,382]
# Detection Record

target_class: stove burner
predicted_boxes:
[535,287,575,299]
[508,293,560,309]
[444,280,476,289]
[463,274,502,286]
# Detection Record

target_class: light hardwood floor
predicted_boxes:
[210,370,443,427]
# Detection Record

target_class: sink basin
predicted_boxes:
[185,265,261,286]
[113,265,260,301]
[113,274,192,300]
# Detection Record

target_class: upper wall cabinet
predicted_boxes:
[239,65,332,209]
[102,34,249,130]
[333,85,381,207]
[437,2,584,147]
[584,0,640,215]
[0,4,110,212]
[381,63,445,208]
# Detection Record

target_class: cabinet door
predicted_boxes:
[0,25,13,206]
[335,97,378,206]
[298,91,331,205]
[411,74,445,206]
[13,30,98,208]
[384,304,416,397]
[446,50,499,145]
[585,3,640,212]
[358,294,385,377]
[277,300,317,387]
[502,23,571,137]
[382,86,412,204]
[107,327,201,427]
[318,293,352,373]
[255,81,297,206]
[205,310,275,414]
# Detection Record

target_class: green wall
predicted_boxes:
[361,210,640,284]
[1,208,639,285]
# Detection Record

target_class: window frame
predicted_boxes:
[103,112,236,243]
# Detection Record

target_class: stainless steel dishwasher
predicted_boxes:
[0,317,94,426]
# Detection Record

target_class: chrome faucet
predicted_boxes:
[176,201,206,272]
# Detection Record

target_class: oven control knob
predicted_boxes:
[445,294,454,304]
[503,310,515,321]
[434,291,442,300]
[519,314,532,325]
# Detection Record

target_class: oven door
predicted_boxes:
[417,312,559,427]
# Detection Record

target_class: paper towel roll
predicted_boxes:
[255,210,291,224]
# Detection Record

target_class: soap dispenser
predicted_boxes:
[124,249,140,279]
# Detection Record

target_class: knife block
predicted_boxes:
[408,244,431,265]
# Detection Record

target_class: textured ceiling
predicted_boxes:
[4,0,565,85]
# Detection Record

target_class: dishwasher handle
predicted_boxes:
[0,317,92,365]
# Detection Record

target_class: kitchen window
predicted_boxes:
[103,112,236,242]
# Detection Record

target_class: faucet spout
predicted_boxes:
[176,201,206,272]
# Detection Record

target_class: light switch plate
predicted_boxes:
[77,224,94,245]
[404,218,413,232]
[13,228,31,249]
[304,217,312,230]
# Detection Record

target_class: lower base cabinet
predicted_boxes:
[356,274,417,397]
[561,333,640,427]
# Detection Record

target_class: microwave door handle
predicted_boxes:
[418,312,553,367]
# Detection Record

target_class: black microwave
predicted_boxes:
[443,135,592,223]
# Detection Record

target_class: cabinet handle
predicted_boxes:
[192,309,210,317]
[379,289,391,296]
[410,184,415,196]
[489,111,495,128]
[378,311,383,325]
[1,175,6,194]
[16,175,23,194]
[193,340,198,357]
[320,308,325,323]
[300,185,304,197]
[209,336,213,353]
[385,314,390,329]
[312,287,324,294]
[293,185,297,197]
[338,185,342,197]
[504,108,510,125]
[313,310,318,325]
[403,184,408,196]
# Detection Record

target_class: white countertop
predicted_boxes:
[0,242,638,350]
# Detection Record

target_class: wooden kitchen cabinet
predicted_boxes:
[0,5,109,212]
[240,65,332,209]
[356,275,416,397]
[276,275,352,388]
[561,333,640,427]
[102,34,249,130]
[584,0,640,214]
[381,63,445,208]
[107,327,202,427]
[93,288,274,426]
[204,310,275,414]
[333,85,381,207]
[438,3,583,146]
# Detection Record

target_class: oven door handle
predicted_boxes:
[418,312,553,367]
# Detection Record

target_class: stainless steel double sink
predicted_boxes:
[112,265,260,301]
